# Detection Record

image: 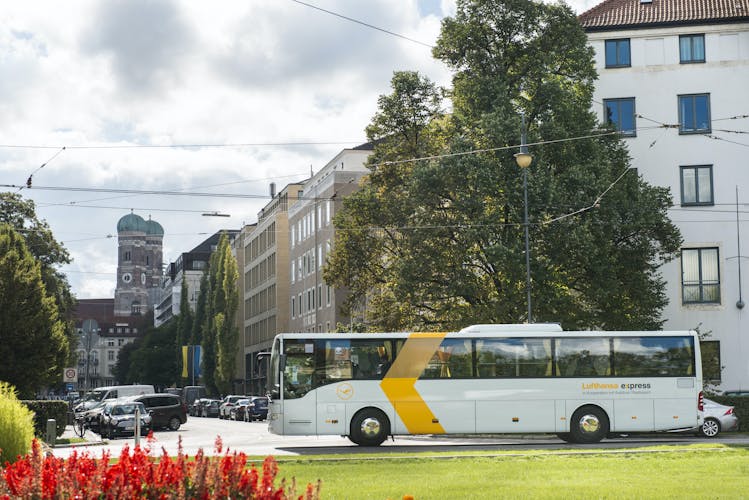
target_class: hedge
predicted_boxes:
[20,400,69,438]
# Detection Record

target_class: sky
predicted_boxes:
[1,0,595,300]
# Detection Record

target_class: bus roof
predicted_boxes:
[274,325,697,340]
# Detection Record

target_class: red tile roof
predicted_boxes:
[579,0,749,30]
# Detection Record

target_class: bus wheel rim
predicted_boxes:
[361,417,381,438]
[579,414,600,434]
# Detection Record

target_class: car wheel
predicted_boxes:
[700,418,721,438]
[349,408,390,446]
[569,405,609,444]
[168,416,181,431]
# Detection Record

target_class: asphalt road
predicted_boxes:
[50,415,749,459]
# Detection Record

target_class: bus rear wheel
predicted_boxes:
[570,405,609,444]
[349,408,390,446]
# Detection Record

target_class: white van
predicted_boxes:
[75,384,155,412]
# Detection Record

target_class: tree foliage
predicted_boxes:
[325,0,681,332]
[119,320,178,388]
[214,236,239,395]
[0,225,69,397]
[0,193,77,367]
[197,232,239,396]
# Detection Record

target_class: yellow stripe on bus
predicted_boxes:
[380,332,447,435]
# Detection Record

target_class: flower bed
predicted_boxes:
[1,435,320,499]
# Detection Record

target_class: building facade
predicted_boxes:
[288,145,373,333]
[580,0,749,390]
[241,183,303,395]
[74,299,146,389]
[114,213,164,316]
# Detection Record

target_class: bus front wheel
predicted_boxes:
[570,405,609,444]
[349,408,390,446]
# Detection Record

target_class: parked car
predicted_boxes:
[76,398,116,435]
[218,395,246,419]
[125,393,187,431]
[722,390,749,397]
[245,396,269,422]
[98,401,152,439]
[699,398,739,437]
[229,398,250,421]
[200,399,221,418]
[189,398,208,417]
[181,385,207,408]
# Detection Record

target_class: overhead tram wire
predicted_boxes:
[0,140,364,150]
[289,0,434,48]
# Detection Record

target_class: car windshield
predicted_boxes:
[237,399,249,405]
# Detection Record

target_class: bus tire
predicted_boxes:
[556,433,573,443]
[349,408,390,446]
[570,405,609,444]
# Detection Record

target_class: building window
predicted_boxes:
[701,340,721,382]
[318,285,322,309]
[680,165,713,205]
[604,98,636,136]
[291,262,295,284]
[291,296,295,318]
[291,226,295,249]
[108,351,115,361]
[123,251,131,261]
[605,39,630,67]
[326,284,331,306]
[679,94,710,133]
[680,34,705,63]
[298,293,303,314]
[681,247,720,304]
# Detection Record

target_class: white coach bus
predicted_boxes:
[266,324,703,445]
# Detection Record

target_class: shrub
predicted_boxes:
[20,400,69,438]
[0,436,322,499]
[0,382,35,464]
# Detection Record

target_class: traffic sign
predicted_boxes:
[63,367,77,382]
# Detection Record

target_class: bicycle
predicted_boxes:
[73,413,89,438]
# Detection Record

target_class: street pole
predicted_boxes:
[514,112,533,324]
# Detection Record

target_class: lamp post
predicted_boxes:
[514,113,533,323]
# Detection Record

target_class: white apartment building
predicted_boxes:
[287,145,373,333]
[580,0,749,390]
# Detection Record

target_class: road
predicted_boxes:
[51,415,749,459]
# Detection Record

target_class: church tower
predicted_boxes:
[114,212,164,316]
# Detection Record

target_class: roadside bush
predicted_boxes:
[0,382,35,464]
[711,395,749,432]
[20,400,68,438]
[0,436,321,499]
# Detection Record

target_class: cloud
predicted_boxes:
[81,0,195,96]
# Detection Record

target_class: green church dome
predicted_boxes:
[117,213,148,233]
[145,219,164,236]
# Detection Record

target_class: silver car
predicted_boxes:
[700,398,739,437]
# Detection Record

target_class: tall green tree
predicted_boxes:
[0,193,77,368]
[176,278,193,385]
[200,241,221,396]
[0,224,69,397]
[325,0,681,332]
[214,236,239,395]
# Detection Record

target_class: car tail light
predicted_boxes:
[724,407,734,416]
[698,391,704,412]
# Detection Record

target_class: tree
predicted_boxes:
[124,321,178,388]
[214,236,239,395]
[325,0,681,332]
[0,225,69,397]
[0,193,77,371]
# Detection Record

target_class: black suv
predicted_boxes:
[125,393,187,431]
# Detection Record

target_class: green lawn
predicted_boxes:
[262,444,749,499]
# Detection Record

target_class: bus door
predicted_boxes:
[281,340,318,435]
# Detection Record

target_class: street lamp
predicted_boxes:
[514,112,533,323]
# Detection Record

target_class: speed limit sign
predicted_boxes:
[63,367,77,382]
